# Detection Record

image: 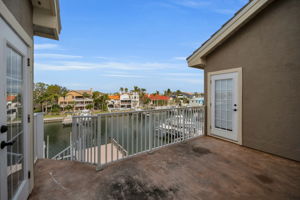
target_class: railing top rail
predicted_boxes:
[72,106,205,119]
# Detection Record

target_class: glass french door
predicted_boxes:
[0,17,29,200]
[210,72,239,141]
[6,47,25,200]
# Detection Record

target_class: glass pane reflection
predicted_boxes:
[6,46,24,200]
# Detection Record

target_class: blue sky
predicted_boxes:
[34,0,247,93]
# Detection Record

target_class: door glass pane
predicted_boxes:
[215,79,233,131]
[6,46,24,200]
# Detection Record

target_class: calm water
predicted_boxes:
[44,122,71,158]
[45,112,201,158]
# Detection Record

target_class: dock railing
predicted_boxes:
[70,106,205,170]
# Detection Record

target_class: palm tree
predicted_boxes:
[120,87,124,93]
[133,86,140,92]
[125,88,128,93]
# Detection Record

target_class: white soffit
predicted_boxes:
[32,0,61,40]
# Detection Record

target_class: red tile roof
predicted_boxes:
[109,95,120,100]
[7,95,16,102]
[148,94,170,101]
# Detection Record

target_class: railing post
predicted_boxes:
[70,130,73,160]
[46,135,49,159]
[97,115,102,170]
[149,112,152,151]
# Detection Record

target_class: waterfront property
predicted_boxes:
[1,0,300,200]
[107,92,140,111]
[189,97,204,106]
[147,94,171,106]
[58,89,93,111]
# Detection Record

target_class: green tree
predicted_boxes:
[164,88,172,96]
[33,82,69,114]
[85,104,93,110]
[65,105,73,111]
[82,92,91,98]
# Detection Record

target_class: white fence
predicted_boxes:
[70,106,205,170]
[33,113,45,162]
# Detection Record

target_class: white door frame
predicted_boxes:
[0,16,31,200]
[207,68,242,145]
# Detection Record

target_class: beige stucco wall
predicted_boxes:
[204,0,300,161]
[3,0,33,37]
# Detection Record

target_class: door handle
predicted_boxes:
[233,108,237,111]
[1,125,8,133]
[1,140,15,149]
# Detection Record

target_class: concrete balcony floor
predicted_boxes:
[29,136,300,200]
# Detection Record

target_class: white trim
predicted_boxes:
[0,13,34,200]
[187,0,273,67]
[207,68,242,145]
[0,1,33,47]
[0,1,35,193]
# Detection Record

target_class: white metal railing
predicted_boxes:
[34,113,45,162]
[70,106,205,169]
[52,146,72,160]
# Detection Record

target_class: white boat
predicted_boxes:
[155,115,198,138]
[62,115,72,127]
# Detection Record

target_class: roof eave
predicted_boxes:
[32,0,62,40]
[186,0,273,68]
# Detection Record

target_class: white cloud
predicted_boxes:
[172,0,211,8]
[165,72,201,77]
[35,53,83,59]
[35,61,183,71]
[102,74,144,78]
[96,56,115,60]
[166,77,202,84]
[35,43,59,50]
[35,62,96,71]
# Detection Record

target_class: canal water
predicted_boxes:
[44,122,71,158]
[45,111,202,158]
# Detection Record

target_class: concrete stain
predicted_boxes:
[192,146,211,155]
[255,174,274,184]
[107,175,177,200]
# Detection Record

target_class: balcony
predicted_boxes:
[30,107,300,199]
[30,136,300,199]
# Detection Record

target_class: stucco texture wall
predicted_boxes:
[3,0,33,37]
[204,0,300,161]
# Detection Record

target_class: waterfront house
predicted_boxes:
[189,97,204,106]
[147,94,170,106]
[1,0,300,199]
[187,0,300,161]
[108,92,139,111]
[120,92,139,109]
[107,95,120,110]
[0,0,61,199]
[58,89,93,111]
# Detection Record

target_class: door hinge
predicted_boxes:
[28,171,31,179]
[27,58,30,67]
[27,114,31,123]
